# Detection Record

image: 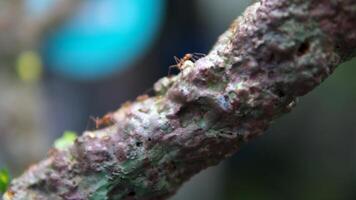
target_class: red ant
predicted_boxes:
[168,53,205,76]
[90,112,114,129]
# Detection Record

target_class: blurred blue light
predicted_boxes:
[26,0,165,80]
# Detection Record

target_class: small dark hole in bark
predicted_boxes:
[267,53,275,62]
[275,89,285,98]
[171,161,177,170]
[147,137,152,141]
[273,85,286,98]
[136,141,142,147]
[297,41,310,56]
[128,191,136,196]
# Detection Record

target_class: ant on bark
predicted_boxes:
[168,53,205,76]
[90,112,114,129]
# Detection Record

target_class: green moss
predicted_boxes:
[156,177,170,191]
[77,173,109,200]
[148,145,168,164]
[120,159,143,175]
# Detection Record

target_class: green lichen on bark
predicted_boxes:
[4,0,356,199]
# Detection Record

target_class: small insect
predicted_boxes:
[168,52,205,76]
[91,112,114,129]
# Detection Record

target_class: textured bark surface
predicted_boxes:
[4,0,356,199]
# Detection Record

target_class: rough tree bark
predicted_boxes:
[4,0,356,199]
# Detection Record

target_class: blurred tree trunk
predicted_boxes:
[0,0,84,175]
[0,0,82,56]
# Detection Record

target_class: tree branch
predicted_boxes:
[4,0,356,199]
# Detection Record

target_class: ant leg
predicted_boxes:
[173,56,181,65]
[190,54,198,60]
[193,52,206,56]
[192,53,206,60]
[168,56,182,76]
[191,55,201,62]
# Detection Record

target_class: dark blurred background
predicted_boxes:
[0,0,355,199]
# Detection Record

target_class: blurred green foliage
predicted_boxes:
[0,168,10,193]
[54,131,78,150]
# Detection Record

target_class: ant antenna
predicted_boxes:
[85,116,94,130]
[168,60,179,77]
[193,52,206,56]
[173,56,181,64]
[90,116,100,129]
